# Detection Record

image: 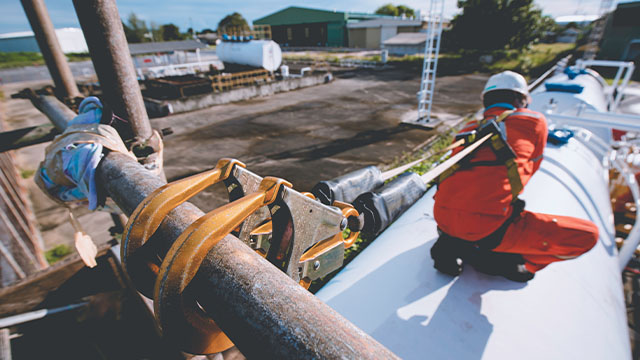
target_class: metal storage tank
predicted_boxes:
[529,68,611,142]
[316,135,630,359]
[216,40,282,72]
[529,68,608,115]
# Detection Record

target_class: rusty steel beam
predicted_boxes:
[30,94,399,359]
[20,0,80,99]
[71,0,153,142]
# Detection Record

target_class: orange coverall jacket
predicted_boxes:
[433,106,598,272]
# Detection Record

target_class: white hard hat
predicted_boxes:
[481,71,529,98]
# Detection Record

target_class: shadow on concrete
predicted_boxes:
[267,125,410,160]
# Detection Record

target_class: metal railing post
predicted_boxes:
[20,0,81,100]
[71,0,153,142]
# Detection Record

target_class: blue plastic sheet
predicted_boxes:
[38,97,106,210]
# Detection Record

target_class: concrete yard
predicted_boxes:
[0,67,488,252]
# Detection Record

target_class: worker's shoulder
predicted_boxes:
[509,108,545,120]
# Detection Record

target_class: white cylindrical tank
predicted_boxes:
[216,40,282,72]
[530,67,611,142]
[529,68,608,115]
[316,135,630,359]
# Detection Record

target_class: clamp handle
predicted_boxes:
[298,201,360,289]
[122,158,244,297]
[153,177,291,354]
[332,200,360,248]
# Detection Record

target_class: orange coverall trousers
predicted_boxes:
[434,207,599,272]
[434,106,598,273]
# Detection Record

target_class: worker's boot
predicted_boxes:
[471,250,535,282]
[430,232,475,276]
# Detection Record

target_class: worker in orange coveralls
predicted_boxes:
[430,71,599,282]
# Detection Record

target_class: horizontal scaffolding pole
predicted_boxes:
[30,94,398,359]
[0,124,58,153]
[0,302,88,329]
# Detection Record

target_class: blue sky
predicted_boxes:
[0,0,627,34]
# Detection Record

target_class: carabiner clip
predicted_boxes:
[154,177,292,354]
[122,158,245,297]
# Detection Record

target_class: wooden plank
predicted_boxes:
[0,328,11,360]
[0,244,111,317]
[0,240,26,281]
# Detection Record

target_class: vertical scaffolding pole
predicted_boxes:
[20,0,80,100]
[71,0,153,142]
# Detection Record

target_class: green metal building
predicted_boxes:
[599,1,640,61]
[253,6,391,47]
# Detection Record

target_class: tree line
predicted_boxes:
[125,2,571,52]
[122,12,250,43]
[375,1,567,52]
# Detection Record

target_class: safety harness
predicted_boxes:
[437,109,524,204]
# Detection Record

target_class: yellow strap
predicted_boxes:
[438,110,524,202]
[504,158,523,202]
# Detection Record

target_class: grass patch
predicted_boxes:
[488,43,576,75]
[0,51,90,69]
[389,42,577,78]
[0,51,43,69]
[45,244,72,264]
[20,169,35,179]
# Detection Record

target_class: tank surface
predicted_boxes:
[316,137,630,359]
[216,40,282,72]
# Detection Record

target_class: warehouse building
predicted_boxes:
[0,27,88,53]
[383,32,428,56]
[253,6,393,47]
[599,1,640,62]
[347,18,424,49]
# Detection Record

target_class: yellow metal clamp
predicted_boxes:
[153,177,292,354]
[121,158,245,297]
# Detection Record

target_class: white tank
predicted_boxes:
[530,68,611,142]
[316,134,630,359]
[530,68,608,115]
[216,40,282,72]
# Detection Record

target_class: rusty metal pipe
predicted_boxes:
[26,93,77,131]
[31,94,399,359]
[20,0,81,99]
[0,124,59,153]
[71,0,153,141]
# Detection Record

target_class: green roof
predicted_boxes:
[254,6,347,26]
[253,6,391,26]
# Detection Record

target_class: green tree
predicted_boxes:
[396,5,415,17]
[160,24,184,41]
[375,4,399,16]
[217,12,250,33]
[122,13,149,43]
[446,0,546,52]
[375,4,415,17]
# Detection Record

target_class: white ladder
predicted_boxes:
[416,0,445,125]
[583,0,613,60]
